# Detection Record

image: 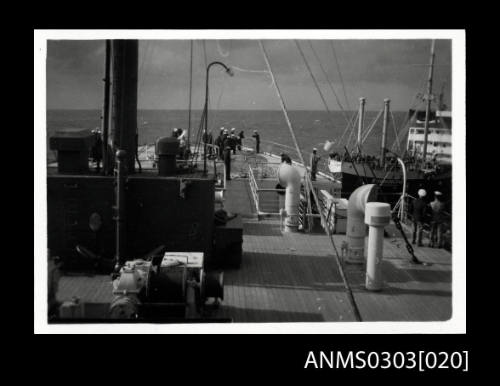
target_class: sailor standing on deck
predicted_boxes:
[215,127,225,160]
[411,189,428,247]
[230,128,238,154]
[429,191,445,248]
[237,130,245,151]
[252,130,260,154]
[90,129,103,172]
[310,148,320,181]
[222,128,232,180]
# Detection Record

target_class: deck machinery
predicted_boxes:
[47,40,231,322]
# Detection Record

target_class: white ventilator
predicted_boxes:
[323,140,334,152]
[277,163,301,232]
[364,202,391,291]
[345,184,379,264]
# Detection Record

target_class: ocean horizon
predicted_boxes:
[46,109,411,162]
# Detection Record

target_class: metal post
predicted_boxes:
[381,98,390,167]
[187,40,193,150]
[101,40,111,174]
[422,40,436,162]
[204,65,209,175]
[110,40,138,173]
[396,157,407,221]
[357,97,366,152]
[114,149,127,269]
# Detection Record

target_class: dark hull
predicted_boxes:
[340,162,452,206]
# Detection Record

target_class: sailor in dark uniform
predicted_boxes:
[310,148,320,181]
[252,130,260,154]
[429,191,445,248]
[237,130,245,151]
[90,129,103,172]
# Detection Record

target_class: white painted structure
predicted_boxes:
[407,110,451,163]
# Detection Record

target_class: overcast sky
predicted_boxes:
[46,39,451,111]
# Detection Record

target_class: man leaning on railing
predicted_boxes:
[410,189,428,247]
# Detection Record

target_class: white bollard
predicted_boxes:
[364,202,391,291]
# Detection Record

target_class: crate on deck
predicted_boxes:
[50,128,95,174]
[213,215,243,268]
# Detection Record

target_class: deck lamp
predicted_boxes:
[203,61,234,175]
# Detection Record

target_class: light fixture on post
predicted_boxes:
[203,61,233,175]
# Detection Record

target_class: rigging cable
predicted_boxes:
[337,111,358,149]
[330,41,351,112]
[390,111,402,152]
[307,41,351,126]
[389,102,423,152]
[202,40,210,111]
[259,40,363,322]
[294,40,343,132]
[361,109,384,144]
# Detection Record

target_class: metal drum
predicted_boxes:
[152,265,187,303]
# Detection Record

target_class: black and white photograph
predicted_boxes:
[34,30,465,333]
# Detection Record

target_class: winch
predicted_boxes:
[110,252,224,320]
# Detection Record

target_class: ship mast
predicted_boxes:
[381,98,390,167]
[357,97,366,153]
[421,40,436,162]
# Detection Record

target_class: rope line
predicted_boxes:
[390,111,402,152]
[338,111,358,149]
[361,109,384,144]
[307,40,351,125]
[330,41,351,111]
[259,40,363,322]
[294,40,342,132]
[217,40,230,57]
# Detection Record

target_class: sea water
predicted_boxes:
[45,109,409,162]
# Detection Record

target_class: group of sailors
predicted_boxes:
[199,127,261,180]
[202,127,261,158]
[410,189,447,249]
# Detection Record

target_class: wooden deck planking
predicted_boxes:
[219,219,359,322]
[54,155,452,322]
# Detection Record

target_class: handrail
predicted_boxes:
[248,163,287,218]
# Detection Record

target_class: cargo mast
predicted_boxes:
[421,40,436,162]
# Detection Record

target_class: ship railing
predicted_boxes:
[247,163,286,218]
[317,190,336,233]
[137,142,226,190]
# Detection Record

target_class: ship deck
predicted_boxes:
[54,150,452,323]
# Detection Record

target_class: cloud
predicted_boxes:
[46,39,451,111]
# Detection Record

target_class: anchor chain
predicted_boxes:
[392,213,423,264]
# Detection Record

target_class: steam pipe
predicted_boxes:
[101,40,111,175]
[114,150,127,271]
[345,184,379,264]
